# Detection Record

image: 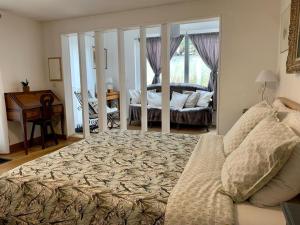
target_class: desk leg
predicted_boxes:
[61,112,65,139]
[22,117,28,155]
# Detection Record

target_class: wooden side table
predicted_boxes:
[106,91,120,110]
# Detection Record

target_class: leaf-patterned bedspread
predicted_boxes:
[0,130,199,225]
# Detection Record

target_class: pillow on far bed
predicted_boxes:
[250,111,300,207]
[183,91,200,108]
[223,101,275,156]
[221,115,300,203]
[147,92,162,107]
[196,90,213,107]
[170,92,189,109]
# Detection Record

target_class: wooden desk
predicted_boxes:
[5,90,64,154]
[106,91,120,110]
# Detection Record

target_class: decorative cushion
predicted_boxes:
[170,92,189,109]
[129,89,141,104]
[196,90,213,107]
[221,116,299,203]
[223,101,275,156]
[147,92,162,108]
[183,91,200,108]
[250,112,300,206]
[272,99,295,121]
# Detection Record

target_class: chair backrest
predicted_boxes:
[74,91,98,116]
[40,94,54,120]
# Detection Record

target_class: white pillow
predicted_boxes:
[196,90,213,107]
[129,89,141,104]
[170,92,189,109]
[147,92,162,107]
[221,115,300,202]
[223,101,275,156]
[183,91,200,108]
[249,112,300,206]
[272,99,295,121]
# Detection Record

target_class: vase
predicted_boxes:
[23,86,30,92]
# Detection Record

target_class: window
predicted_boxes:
[146,35,211,87]
[188,39,211,87]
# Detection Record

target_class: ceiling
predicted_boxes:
[0,0,192,21]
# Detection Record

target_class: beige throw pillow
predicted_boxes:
[249,112,300,206]
[223,101,275,156]
[221,116,299,203]
[183,91,200,108]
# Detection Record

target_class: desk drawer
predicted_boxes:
[25,109,41,119]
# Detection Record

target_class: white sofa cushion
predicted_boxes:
[183,91,200,108]
[129,89,141,104]
[147,92,162,107]
[170,92,189,109]
[196,90,213,107]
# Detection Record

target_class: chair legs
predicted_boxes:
[30,121,59,149]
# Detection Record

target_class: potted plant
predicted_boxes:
[21,79,30,92]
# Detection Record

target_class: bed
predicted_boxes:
[0,97,299,225]
[0,131,199,224]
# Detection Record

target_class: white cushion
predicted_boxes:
[249,112,300,206]
[223,101,275,156]
[147,92,162,107]
[129,89,141,104]
[221,116,300,202]
[170,92,189,109]
[183,91,200,108]
[196,90,213,107]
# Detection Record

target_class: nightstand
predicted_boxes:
[282,198,300,225]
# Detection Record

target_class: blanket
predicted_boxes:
[0,130,199,225]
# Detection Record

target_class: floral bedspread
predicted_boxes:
[0,130,199,225]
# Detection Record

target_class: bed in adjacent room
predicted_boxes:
[0,97,299,225]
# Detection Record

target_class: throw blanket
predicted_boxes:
[165,134,234,225]
[0,131,199,225]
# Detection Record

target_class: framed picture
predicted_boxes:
[48,57,63,81]
[280,6,290,53]
[93,47,108,70]
[287,0,300,73]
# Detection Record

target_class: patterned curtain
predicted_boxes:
[146,35,184,84]
[189,33,219,110]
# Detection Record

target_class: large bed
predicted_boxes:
[1,97,299,225]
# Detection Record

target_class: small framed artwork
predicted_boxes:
[48,57,63,81]
[280,5,291,53]
[93,47,108,69]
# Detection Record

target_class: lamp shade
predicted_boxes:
[256,70,278,83]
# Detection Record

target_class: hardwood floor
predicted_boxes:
[0,136,81,174]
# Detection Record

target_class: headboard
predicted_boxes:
[278,97,300,111]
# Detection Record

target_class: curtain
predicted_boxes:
[189,32,219,110]
[0,69,9,153]
[146,35,184,84]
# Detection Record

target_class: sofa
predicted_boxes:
[128,83,213,131]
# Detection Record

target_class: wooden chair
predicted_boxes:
[30,94,58,149]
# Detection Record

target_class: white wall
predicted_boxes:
[0,11,49,148]
[42,0,280,134]
[276,0,300,103]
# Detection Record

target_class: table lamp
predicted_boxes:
[256,70,278,101]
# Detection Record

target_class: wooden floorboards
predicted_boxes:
[0,137,81,174]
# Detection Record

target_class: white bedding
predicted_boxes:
[236,202,285,225]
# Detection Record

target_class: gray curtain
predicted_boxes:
[189,33,219,110]
[146,35,184,84]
